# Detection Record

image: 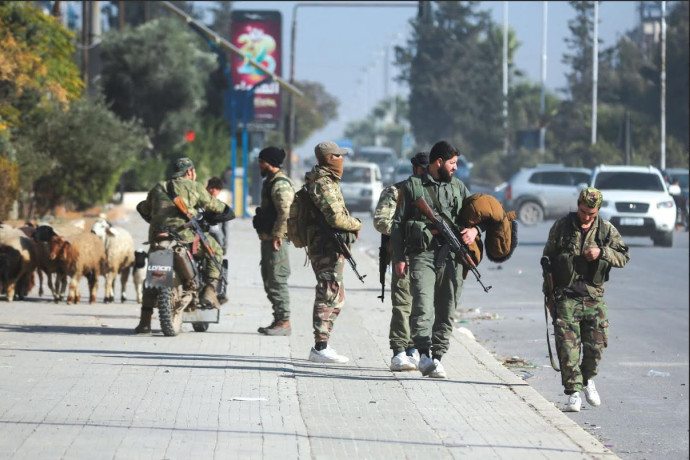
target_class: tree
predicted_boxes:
[99,17,216,173]
[562,1,597,104]
[344,95,409,155]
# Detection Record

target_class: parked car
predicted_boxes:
[591,165,676,247]
[503,165,592,226]
[340,162,384,214]
[354,146,397,185]
[663,167,689,201]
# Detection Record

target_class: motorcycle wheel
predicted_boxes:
[157,287,183,336]
[192,322,209,332]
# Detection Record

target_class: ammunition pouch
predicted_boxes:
[551,253,612,288]
[551,253,576,289]
[252,206,275,234]
[404,220,433,251]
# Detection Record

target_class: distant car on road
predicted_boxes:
[503,165,591,226]
[340,162,384,215]
[592,165,677,247]
[354,146,397,185]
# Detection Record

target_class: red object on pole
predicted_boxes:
[185,130,196,143]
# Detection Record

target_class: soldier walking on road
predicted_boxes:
[390,141,477,379]
[373,152,428,371]
[542,187,629,412]
[253,147,295,336]
[305,142,362,363]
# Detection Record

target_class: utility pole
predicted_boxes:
[81,1,89,86]
[539,1,548,154]
[502,1,509,156]
[660,1,666,170]
[592,0,599,145]
[118,1,125,31]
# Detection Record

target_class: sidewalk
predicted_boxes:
[0,215,618,459]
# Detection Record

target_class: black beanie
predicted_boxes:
[259,146,286,167]
[410,151,429,168]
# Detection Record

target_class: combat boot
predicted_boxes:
[257,320,276,334]
[200,278,221,309]
[134,307,153,335]
[262,320,291,336]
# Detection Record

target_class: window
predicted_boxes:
[594,172,664,191]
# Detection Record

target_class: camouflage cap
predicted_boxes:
[578,186,603,208]
[314,141,348,160]
[171,157,195,178]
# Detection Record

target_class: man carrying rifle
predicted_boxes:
[373,152,428,372]
[304,142,362,364]
[542,187,629,412]
[134,157,233,334]
[390,141,478,379]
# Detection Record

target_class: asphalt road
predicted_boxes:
[352,211,689,460]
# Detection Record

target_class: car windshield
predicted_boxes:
[342,167,372,184]
[356,152,393,167]
[594,172,665,191]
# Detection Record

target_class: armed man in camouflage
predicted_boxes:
[390,141,478,379]
[542,187,629,412]
[134,157,233,334]
[253,146,295,336]
[304,141,362,363]
[373,152,428,371]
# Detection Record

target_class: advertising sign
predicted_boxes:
[230,10,282,130]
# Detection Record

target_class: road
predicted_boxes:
[352,211,689,460]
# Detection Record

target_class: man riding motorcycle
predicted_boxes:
[133,157,234,334]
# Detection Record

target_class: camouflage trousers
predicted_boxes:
[553,294,609,395]
[260,240,291,321]
[409,248,464,358]
[389,261,414,352]
[309,250,346,343]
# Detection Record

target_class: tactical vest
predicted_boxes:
[254,174,290,234]
[551,213,612,288]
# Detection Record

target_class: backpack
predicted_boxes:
[286,185,312,248]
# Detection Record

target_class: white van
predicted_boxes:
[354,146,397,185]
[340,162,384,215]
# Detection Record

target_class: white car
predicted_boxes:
[340,162,384,215]
[591,165,676,247]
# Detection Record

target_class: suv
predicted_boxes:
[591,165,676,247]
[503,165,592,225]
[340,161,384,214]
[354,146,397,185]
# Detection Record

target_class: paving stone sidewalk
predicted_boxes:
[0,215,618,459]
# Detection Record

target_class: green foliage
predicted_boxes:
[0,156,19,220]
[15,96,149,214]
[180,116,232,183]
[344,96,409,155]
[291,80,339,146]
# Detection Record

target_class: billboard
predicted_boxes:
[230,10,282,130]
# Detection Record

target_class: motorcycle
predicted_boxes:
[145,226,228,336]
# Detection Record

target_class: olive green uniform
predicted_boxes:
[390,172,470,359]
[305,165,362,342]
[257,170,294,322]
[373,183,414,353]
[542,213,629,395]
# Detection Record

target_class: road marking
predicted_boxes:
[618,361,689,367]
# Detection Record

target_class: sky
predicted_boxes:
[200,1,640,155]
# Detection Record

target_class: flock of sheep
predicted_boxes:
[0,218,147,304]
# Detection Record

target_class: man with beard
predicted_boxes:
[390,141,477,378]
[253,147,295,336]
[304,141,362,363]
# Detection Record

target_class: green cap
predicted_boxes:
[578,186,603,208]
[171,157,194,178]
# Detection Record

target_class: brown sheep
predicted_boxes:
[49,232,106,304]
[0,225,37,301]
[91,218,135,303]
[31,224,79,302]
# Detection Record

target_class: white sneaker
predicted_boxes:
[407,349,420,368]
[565,392,582,412]
[309,346,349,364]
[390,352,416,371]
[583,380,601,406]
[428,359,447,379]
[418,354,437,376]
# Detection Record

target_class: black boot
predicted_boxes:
[134,307,153,335]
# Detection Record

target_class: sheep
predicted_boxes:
[0,224,37,301]
[31,224,78,302]
[90,218,135,303]
[49,232,106,304]
[132,249,148,304]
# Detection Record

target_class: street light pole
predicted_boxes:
[502,1,509,156]
[539,1,548,154]
[660,1,667,170]
[591,0,598,145]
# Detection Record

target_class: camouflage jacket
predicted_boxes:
[137,177,227,243]
[390,171,470,263]
[373,183,401,236]
[305,165,362,249]
[258,170,295,241]
[542,213,630,298]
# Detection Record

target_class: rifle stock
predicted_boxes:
[411,197,491,293]
[378,234,390,302]
[540,256,560,371]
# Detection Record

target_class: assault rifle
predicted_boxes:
[378,234,391,302]
[540,256,560,371]
[171,196,224,276]
[411,197,491,293]
[306,197,367,283]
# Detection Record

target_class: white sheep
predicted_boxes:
[132,249,147,304]
[91,218,135,303]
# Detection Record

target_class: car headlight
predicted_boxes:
[657,200,674,209]
[360,189,372,197]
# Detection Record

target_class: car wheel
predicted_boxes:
[652,230,673,248]
[517,201,544,226]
